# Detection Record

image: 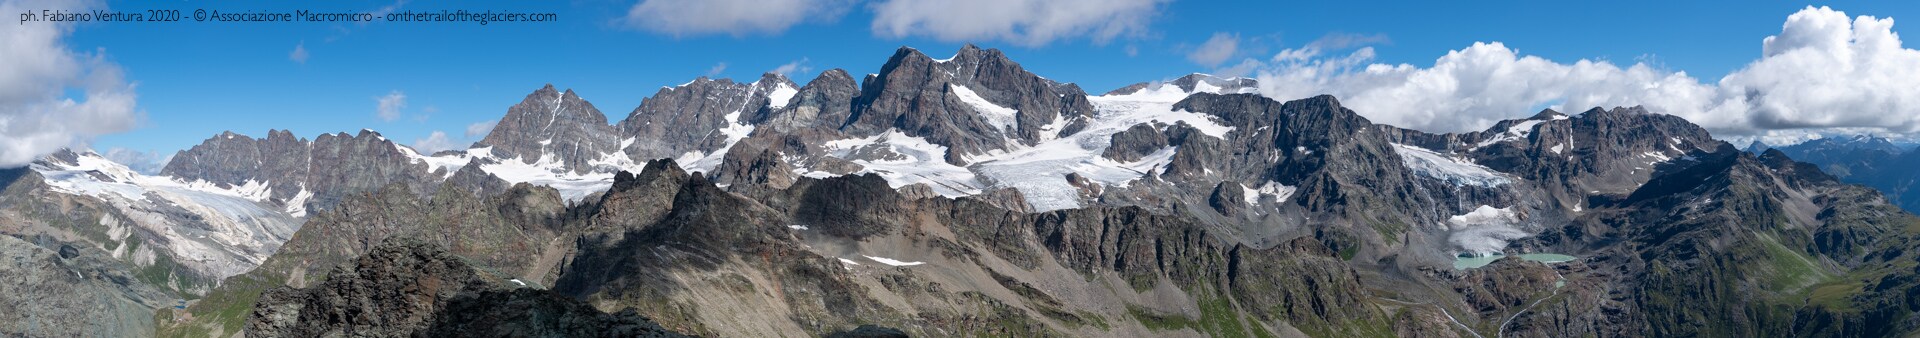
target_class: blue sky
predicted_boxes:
[34,0,1920,166]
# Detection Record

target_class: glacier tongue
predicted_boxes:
[31,151,304,281]
[1392,143,1512,187]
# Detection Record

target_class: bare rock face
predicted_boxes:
[159,129,438,212]
[709,135,802,189]
[618,73,797,161]
[247,236,686,337]
[161,129,313,200]
[476,85,622,174]
[305,130,443,208]
[1103,123,1172,162]
[753,69,859,133]
[846,45,1094,164]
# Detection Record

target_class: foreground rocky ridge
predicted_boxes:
[247,236,687,337]
[161,146,1920,337]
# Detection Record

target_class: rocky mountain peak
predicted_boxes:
[757,72,793,86]
[750,68,859,132]
[476,85,619,174]
[616,75,785,163]
[1528,108,1567,120]
[847,45,1094,164]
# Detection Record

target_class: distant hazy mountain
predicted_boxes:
[1747,135,1920,213]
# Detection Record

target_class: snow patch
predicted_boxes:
[1473,120,1546,150]
[863,255,925,267]
[1642,151,1672,164]
[767,82,798,109]
[823,130,983,197]
[478,154,629,202]
[950,84,1019,133]
[1241,181,1297,206]
[284,187,314,218]
[1087,95,1234,138]
[675,110,758,174]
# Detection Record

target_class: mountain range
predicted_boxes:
[1746,135,1920,214]
[3,45,1919,337]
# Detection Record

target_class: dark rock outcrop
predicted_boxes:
[247,237,685,337]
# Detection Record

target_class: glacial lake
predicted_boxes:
[1453,253,1577,270]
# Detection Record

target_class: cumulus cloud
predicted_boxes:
[0,0,142,168]
[1256,42,1716,134]
[289,41,309,64]
[870,0,1169,46]
[1721,7,1920,135]
[772,58,811,78]
[1187,32,1239,67]
[375,90,406,122]
[465,120,497,139]
[705,62,727,77]
[409,131,457,154]
[1248,6,1920,144]
[622,0,851,37]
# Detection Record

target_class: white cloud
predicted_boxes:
[289,41,309,64]
[772,58,811,78]
[1256,42,1717,135]
[1187,32,1239,67]
[1248,6,1920,145]
[101,148,170,174]
[706,62,727,77]
[465,120,497,139]
[0,0,142,168]
[621,0,850,37]
[375,90,406,122]
[870,0,1169,46]
[1720,6,1920,135]
[410,131,457,154]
